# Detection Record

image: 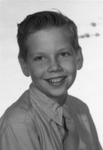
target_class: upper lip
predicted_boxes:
[44,76,68,80]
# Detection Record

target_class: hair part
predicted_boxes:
[17,10,80,61]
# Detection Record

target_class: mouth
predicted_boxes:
[45,76,67,86]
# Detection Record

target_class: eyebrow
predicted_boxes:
[34,52,45,55]
[58,48,72,52]
[57,46,73,53]
[29,52,45,57]
[30,46,73,56]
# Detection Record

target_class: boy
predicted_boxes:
[0,10,102,150]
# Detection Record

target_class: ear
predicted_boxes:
[18,57,30,77]
[76,47,83,70]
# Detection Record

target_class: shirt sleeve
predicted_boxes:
[74,103,103,150]
[86,106,103,150]
[0,122,41,150]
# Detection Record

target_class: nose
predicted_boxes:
[47,58,63,73]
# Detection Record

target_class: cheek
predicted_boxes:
[61,60,77,73]
[30,64,46,79]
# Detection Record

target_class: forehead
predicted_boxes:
[26,27,73,54]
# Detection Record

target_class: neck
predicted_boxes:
[31,83,67,106]
[48,92,67,106]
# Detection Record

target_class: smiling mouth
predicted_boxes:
[45,76,67,85]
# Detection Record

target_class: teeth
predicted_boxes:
[48,78,64,83]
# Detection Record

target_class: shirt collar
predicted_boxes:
[29,83,63,126]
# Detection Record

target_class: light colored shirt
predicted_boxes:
[0,83,102,150]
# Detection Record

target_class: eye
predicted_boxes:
[34,56,45,61]
[59,52,71,57]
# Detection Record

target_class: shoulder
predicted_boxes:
[68,95,88,108]
[65,95,89,117]
[0,90,35,136]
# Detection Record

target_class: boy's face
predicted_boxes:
[20,27,83,104]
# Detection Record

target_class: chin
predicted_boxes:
[37,79,73,97]
[46,86,68,98]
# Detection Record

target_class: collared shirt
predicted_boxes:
[0,83,102,150]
